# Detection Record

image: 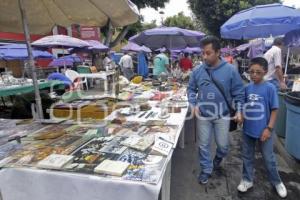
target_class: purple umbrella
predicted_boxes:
[284,29,300,47]
[235,43,251,52]
[32,35,90,48]
[121,42,151,53]
[0,44,53,60]
[283,29,300,74]
[129,27,205,49]
[70,40,109,53]
[48,55,82,67]
[171,47,201,54]
[86,40,109,51]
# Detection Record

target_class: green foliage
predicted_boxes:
[188,0,281,37]
[130,0,170,10]
[125,20,157,40]
[163,12,196,30]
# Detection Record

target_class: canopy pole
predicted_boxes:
[284,47,290,76]
[18,0,44,119]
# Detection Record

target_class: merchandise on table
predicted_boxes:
[151,136,173,156]
[29,125,71,140]
[120,134,154,151]
[99,136,127,155]
[53,100,91,110]
[94,159,130,176]
[37,154,74,170]
[0,141,23,161]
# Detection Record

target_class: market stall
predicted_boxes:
[0,80,189,200]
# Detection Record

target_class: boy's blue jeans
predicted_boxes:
[197,116,230,174]
[242,133,282,186]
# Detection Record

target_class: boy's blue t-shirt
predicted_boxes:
[243,81,279,138]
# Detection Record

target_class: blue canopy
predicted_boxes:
[48,55,82,67]
[0,44,53,60]
[283,29,300,47]
[221,3,300,39]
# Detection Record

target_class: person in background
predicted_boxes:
[119,52,134,80]
[224,52,234,64]
[47,72,73,91]
[192,54,203,67]
[102,53,112,69]
[171,60,183,80]
[153,49,170,79]
[264,37,287,90]
[179,52,193,72]
[187,36,244,185]
[93,53,103,71]
[237,57,287,198]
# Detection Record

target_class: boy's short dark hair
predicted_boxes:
[273,37,283,46]
[200,35,221,52]
[250,57,268,71]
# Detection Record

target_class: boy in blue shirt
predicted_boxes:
[237,57,287,198]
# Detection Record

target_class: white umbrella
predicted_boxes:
[0,0,139,34]
[0,0,139,119]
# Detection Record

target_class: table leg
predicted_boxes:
[1,97,6,107]
[179,123,185,149]
[104,79,108,92]
[160,160,171,200]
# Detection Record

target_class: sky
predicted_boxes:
[140,0,300,25]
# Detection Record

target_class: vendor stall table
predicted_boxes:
[78,71,115,92]
[0,80,64,97]
[0,84,188,200]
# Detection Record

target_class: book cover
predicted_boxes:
[94,160,130,176]
[121,135,154,151]
[37,154,74,169]
[99,137,127,155]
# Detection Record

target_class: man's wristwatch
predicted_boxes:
[266,126,273,132]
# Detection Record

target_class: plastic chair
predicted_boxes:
[77,66,91,74]
[65,69,88,90]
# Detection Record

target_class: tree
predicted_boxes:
[105,0,168,47]
[130,0,169,10]
[163,12,196,30]
[123,20,157,41]
[188,0,281,37]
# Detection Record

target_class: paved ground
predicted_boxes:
[171,118,300,200]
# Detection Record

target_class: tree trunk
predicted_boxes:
[109,26,130,48]
[104,19,113,46]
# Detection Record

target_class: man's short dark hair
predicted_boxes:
[200,35,221,52]
[273,37,283,46]
[250,57,268,71]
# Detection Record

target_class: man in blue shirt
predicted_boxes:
[187,36,245,184]
[237,57,287,198]
[153,49,170,78]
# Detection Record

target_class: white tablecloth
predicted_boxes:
[0,167,161,200]
[0,101,187,200]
